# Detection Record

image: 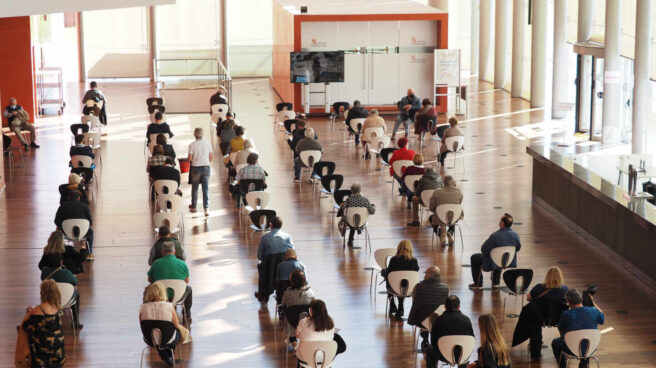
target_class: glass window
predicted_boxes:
[227,0,273,77]
[155,0,220,60]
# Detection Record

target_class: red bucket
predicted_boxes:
[178,158,190,173]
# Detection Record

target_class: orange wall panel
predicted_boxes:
[0,16,36,125]
[271,1,295,105]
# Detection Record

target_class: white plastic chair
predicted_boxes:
[244,191,271,213]
[61,219,91,250]
[368,136,391,159]
[299,150,322,187]
[434,204,464,249]
[349,118,366,136]
[443,136,465,172]
[363,127,385,142]
[83,131,101,150]
[476,246,518,287]
[419,189,437,224]
[152,179,178,204]
[560,329,601,368]
[364,248,396,300]
[412,305,446,364]
[403,174,423,196]
[156,279,190,329]
[297,340,338,368]
[156,194,182,213]
[437,335,476,367]
[276,110,296,132]
[343,207,371,251]
[56,282,78,337]
[70,155,93,168]
[391,160,414,195]
[154,212,181,240]
[385,271,420,322]
[211,103,229,123]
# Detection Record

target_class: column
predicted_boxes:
[632,0,653,153]
[494,0,510,89]
[577,0,593,42]
[471,0,480,76]
[601,0,622,145]
[552,0,568,118]
[0,17,36,121]
[511,0,525,97]
[530,0,547,108]
[479,0,494,80]
[148,6,158,81]
[77,12,86,82]
[220,0,228,69]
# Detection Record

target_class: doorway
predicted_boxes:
[574,54,604,141]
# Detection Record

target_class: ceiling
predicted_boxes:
[1,0,174,18]
[275,0,445,15]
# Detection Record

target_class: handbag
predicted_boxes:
[14,324,30,368]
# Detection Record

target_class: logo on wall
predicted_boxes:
[410,55,426,64]
[410,36,426,46]
[311,38,327,47]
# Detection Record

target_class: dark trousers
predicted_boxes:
[438,151,449,165]
[529,322,544,357]
[85,228,94,254]
[388,295,405,315]
[552,337,589,368]
[156,329,181,361]
[470,253,501,286]
[182,286,193,318]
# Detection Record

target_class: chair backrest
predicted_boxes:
[156,279,187,304]
[146,97,163,106]
[349,118,366,133]
[421,305,446,330]
[564,329,601,359]
[444,136,465,152]
[363,127,385,142]
[249,209,277,231]
[156,194,182,213]
[153,179,179,196]
[239,179,265,194]
[235,163,248,174]
[56,283,76,309]
[344,207,370,229]
[490,246,517,269]
[83,131,101,149]
[435,204,463,226]
[313,161,336,178]
[277,110,296,122]
[420,189,437,207]
[387,271,420,297]
[391,160,413,177]
[380,148,395,164]
[245,191,271,210]
[368,136,391,153]
[276,102,293,112]
[300,150,322,168]
[153,212,180,230]
[403,174,423,193]
[373,248,397,270]
[70,155,94,168]
[70,123,90,136]
[148,104,165,114]
[320,174,344,194]
[333,189,352,206]
[437,335,476,365]
[211,103,229,114]
[332,101,350,115]
[140,319,177,349]
[61,219,90,241]
[296,340,338,368]
[283,119,297,134]
[502,268,534,294]
[284,304,310,328]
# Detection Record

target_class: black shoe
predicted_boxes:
[393,313,404,321]
[30,142,40,148]
[23,144,29,151]
[407,221,420,226]
[420,341,431,352]
[347,240,354,247]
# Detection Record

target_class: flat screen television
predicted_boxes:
[290,51,344,83]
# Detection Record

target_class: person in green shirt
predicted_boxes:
[148,226,185,265]
[147,242,192,325]
[39,253,83,329]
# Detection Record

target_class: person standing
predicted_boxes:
[82,81,107,125]
[391,89,420,139]
[469,214,521,289]
[187,128,213,217]
[3,97,38,150]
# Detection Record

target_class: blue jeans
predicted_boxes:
[392,114,412,138]
[190,166,210,209]
[294,158,317,179]
[85,228,94,253]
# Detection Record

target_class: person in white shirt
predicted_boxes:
[187,128,213,216]
[295,299,340,363]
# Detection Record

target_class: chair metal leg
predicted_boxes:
[502,295,507,325]
[457,225,464,252]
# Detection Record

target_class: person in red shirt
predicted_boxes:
[388,137,416,178]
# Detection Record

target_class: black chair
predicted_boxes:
[312,161,336,180]
[139,319,182,367]
[249,209,277,246]
[276,102,293,112]
[282,304,310,329]
[332,189,352,215]
[71,167,95,186]
[501,268,534,322]
[148,105,166,114]
[380,148,395,165]
[331,101,350,124]
[238,179,265,203]
[70,123,90,136]
[283,119,297,135]
[146,97,164,106]
[427,116,438,135]
[320,174,344,197]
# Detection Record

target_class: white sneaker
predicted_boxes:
[204,208,210,217]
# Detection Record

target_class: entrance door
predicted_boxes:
[574,54,603,141]
[590,57,604,140]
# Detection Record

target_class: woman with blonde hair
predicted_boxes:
[39,230,88,274]
[383,240,420,321]
[139,282,190,366]
[468,314,510,368]
[18,279,65,367]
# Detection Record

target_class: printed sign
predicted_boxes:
[434,49,460,86]
[604,70,621,84]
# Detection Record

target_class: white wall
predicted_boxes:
[3,0,173,18]
[227,0,273,77]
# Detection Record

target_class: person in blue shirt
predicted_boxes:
[255,217,295,305]
[469,213,522,289]
[256,217,294,261]
[551,289,604,368]
[274,248,307,304]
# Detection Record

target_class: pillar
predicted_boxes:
[552,0,568,118]
[77,12,86,82]
[148,6,158,82]
[530,0,547,108]
[511,0,525,97]
[577,0,593,42]
[479,0,494,81]
[220,0,228,70]
[494,0,510,89]
[632,0,653,153]
[471,0,480,76]
[601,0,622,145]
[0,17,36,122]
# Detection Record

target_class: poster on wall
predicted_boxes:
[434,49,460,86]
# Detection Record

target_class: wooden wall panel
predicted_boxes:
[271,0,294,104]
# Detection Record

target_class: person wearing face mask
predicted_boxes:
[3,97,39,150]
[391,89,421,140]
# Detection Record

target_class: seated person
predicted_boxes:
[232,153,267,207]
[281,270,315,351]
[428,175,463,246]
[407,168,442,226]
[39,230,88,275]
[139,282,190,366]
[345,100,368,144]
[438,117,463,166]
[255,217,294,305]
[470,314,511,368]
[296,299,345,364]
[398,153,425,204]
[219,120,236,155]
[149,226,186,265]
[408,265,449,351]
[470,213,521,290]
[388,137,415,179]
[235,139,257,166]
[39,253,82,330]
[337,183,376,248]
[289,119,317,152]
[276,249,307,304]
[230,125,246,153]
[3,97,39,149]
[551,289,604,368]
[82,81,107,125]
[58,173,89,205]
[54,190,94,260]
[392,89,420,139]
[156,133,176,159]
[146,112,173,143]
[293,127,323,182]
[361,109,386,157]
[70,134,95,159]
[147,145,167,172]
[150,157,181,190]
[217,112,234,137]
[426,295,475,368]
[382,240,419,321]
[209,86,229,112]
[148,242,193,325]
[414,98,437,142]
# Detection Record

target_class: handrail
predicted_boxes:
[153,57,232,103]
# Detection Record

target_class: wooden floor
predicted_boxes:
[1,78,655,367]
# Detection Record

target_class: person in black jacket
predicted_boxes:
[427,295,475,368]
[38,230,88,274]
[70,134,95,159]
[82,81,107,125]
[54,191,94,260]
[150,158,182,196]
[146,112,173,143]
[408,265,449,351]
[58,173,89,205]
[209,86,229,113]
[382,240,420,321]
[345,100,368,144]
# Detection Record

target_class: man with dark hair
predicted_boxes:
[293,127,323,182]
[345,100,369,144]
[82,81,107,125]
[469,213,521,290]
[392,88,421,139]
[408,266,449,351]
[426,295,474,368]
[551,289,604,368]
[70,134,95,159]
[54,190,95,260]
[149,226,186,265]
[233,153,267,207]
[255,217,294,305]
[150,157,181,188]
[146,112,174,143]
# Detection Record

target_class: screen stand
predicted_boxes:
[304,83,310,115]
[324,82,330,113]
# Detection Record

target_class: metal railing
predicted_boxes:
[153,57,232,102]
